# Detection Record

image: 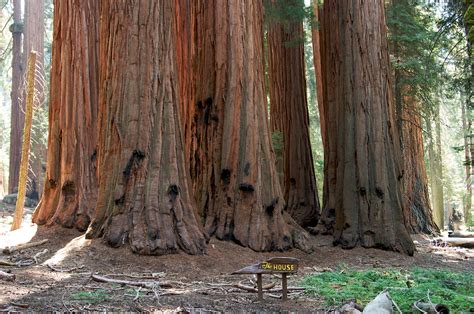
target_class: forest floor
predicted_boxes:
[0,205,473,312]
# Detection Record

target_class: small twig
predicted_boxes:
[91,274,173,289]
[427,290,439,314]
[103,273,165,280]
[33,249,48,264]
[391,297,403,314]
[10,302,29,309]
[47,264,84,272]
[133,287,142,301]
[414,300,428,314]
[3,239,49,254]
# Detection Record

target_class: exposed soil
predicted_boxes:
[0,205,473,312]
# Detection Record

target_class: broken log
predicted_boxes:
[448,231,474,238]
[3,239,49,254]
[433,237,474,249]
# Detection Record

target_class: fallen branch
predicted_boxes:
[414,301,449,314]
[10,302,29,309]
[0,270,15,281]
[3,239,49,254]
[47,264,84,273]
[33,249,48,264]
[232,282,276,292]
[91,274,173,289]
[0,260,16,266]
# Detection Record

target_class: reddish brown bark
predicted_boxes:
[8,0,23,194]
[86,0,206,255]
[320,0,415,255]
[400,102,438,234]
[179,0,310,252]
[267,1,320,228]
[32,0,99,230]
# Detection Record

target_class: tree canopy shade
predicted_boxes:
[320,0,415,255]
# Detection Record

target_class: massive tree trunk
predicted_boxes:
[32,0,100,231]
[320,0,415,255]
[400,101,438,234]
[427,107,445,230]
[267,0,320,228]
[180,0,310,252]
[86,0,207,255]
[22,0,45,201]
[312,0,335,234]
[8,0,23,194]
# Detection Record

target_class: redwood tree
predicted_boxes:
[179,0,310,252]
[267,0,321,228]
[8,0,23,194]
[320,0,415,254]
[33,0,100,230]
[85,0,207,255]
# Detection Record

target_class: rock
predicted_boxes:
[363,291,393,314]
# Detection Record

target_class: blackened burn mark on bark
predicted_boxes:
[265,197,279,216]
[359,187,366,196]
[244,162,250,175]
[205,97,213,107]
[220,168,231,185]
[239,183,254,192]
[114,194,125,205]
[90,149,97,162]
[123,149,145,178]
[375,187,384,199]
[168,184,180,201]
[196,100,204,109]
[290,178,296,186]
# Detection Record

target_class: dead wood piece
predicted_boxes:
[91,274,173,289]
[448,231,474,238]
[3,239,49,254]
[433,237,474,249]
[232,282,276,293]
[47,264,84,272]
[0,270,15,281]
[10,302,29,309]
[0,260,16,266]
[413,301,449,314]
[33,249,48,264]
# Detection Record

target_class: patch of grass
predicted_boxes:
[301,266,474,312]
[70,290,110,304]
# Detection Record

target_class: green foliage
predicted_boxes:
[302,267,474,312]
[70,290,110,304]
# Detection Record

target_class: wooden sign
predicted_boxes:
[231,257,300,301]
[259,257,299,273]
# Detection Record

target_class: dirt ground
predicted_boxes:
[0,207,473,312]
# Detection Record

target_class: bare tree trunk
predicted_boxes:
[321,0,414,255]
[267,0,320,228]
[181,0,310,252]
[32,0,100,231]
[86,0,207,255]
[461,98,472,224]
[8,0,23,194]
[22,0,45,201]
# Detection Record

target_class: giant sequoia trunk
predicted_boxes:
[32,0,99,230]
[267,0,320,228]
[320,0,415,255]
[178,0,310,252]
[86,0,206,255]
[8,0,23,194]
[400,101,438,234]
